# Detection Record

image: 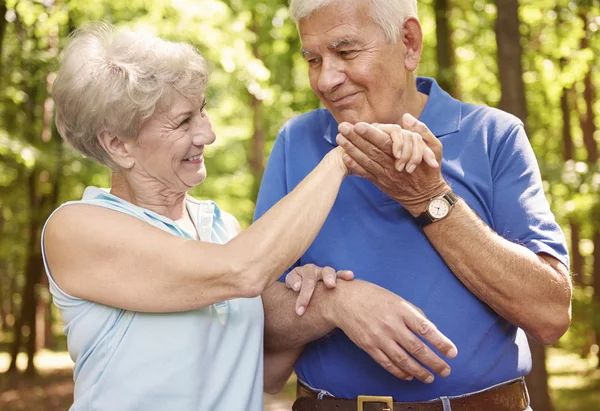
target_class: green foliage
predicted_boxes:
[0,0,598,356]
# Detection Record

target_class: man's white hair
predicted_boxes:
[290,0,418,44]
[53,22,208,169]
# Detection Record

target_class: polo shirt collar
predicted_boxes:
[322,76,461,146]
[416,77,461,137]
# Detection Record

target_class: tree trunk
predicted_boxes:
[495,0,527,123]
[579,16,597,165]
[495,1,554,409]
[526,334,554,411]
[45,294,54,349]
[569,222,584,285]
[0,265,5,334]
[8,171,43,375]
[561,84,584,285]
[577,11,600,368]
[593,230,600,368]
[0,210,5,334]
[0,0,7,62]
[434,0,459,97]
[249,19,266,203]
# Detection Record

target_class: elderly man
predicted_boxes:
[255,0,572,410]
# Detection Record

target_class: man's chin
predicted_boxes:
[328,108,364,125]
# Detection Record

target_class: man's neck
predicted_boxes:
[400,76,429,124]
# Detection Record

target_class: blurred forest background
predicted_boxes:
[0,0,599,410]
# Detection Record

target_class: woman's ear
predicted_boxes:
[402,17,423,73]
[98,130,135,169]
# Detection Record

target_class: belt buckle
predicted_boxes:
[357,395,393,411]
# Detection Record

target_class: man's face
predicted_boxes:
[299,1,412,125]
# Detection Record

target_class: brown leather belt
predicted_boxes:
[293,379,529,411]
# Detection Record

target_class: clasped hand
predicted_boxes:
[336,113,448,213]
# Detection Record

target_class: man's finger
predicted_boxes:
[343,154,374,180]
[337,134,385,177]
[423,144,439,168]
[382,339,435,383]
[406,311,458,359]
[394,327,451,378]
[402,113,442,159]
[338,123,391,168]
[352,122,394,154]
[370,348,414,381]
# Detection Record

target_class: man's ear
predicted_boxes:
[402,17,423,73]
[98,130,135,169]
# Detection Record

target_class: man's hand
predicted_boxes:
[337,113,448,215]
[327,280,458,383]
[285,264,354,316]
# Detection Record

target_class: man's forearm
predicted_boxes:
[414,200,572,344]
[262,281,336,351]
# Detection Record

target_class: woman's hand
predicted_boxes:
[285,264,354,316]
[323,146,351,178]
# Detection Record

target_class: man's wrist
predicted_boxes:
[319,279,354,328]
[396,183,452,217]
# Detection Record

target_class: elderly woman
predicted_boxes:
[43,23,435,410]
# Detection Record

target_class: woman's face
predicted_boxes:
[129,94,216,191]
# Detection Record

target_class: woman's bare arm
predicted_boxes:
[44,148,347,312]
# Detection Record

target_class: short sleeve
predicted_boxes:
[490,124,569,269]
[253,128,300,279]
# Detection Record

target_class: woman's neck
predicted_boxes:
[109,172,188,222]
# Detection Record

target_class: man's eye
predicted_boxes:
[339,50,357,58]
[307,58,320,65]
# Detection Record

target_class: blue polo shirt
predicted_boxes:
[254,77,569,401]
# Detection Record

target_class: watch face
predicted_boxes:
[428,198,449,219]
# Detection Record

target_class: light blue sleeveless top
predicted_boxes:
[41,187,264,411]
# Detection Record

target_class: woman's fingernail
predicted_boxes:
[293,282,301,291]
[396,162,405,172]
[297,306,305,316]
[406,164,416,173]
[425,375,434,383]
[441,367,451,377]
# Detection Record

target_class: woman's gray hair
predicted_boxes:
[289,0,418,44]
[53,22,208,169]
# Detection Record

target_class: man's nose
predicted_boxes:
[317,58,345,94]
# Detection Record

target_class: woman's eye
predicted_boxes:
[179,118,191,127]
